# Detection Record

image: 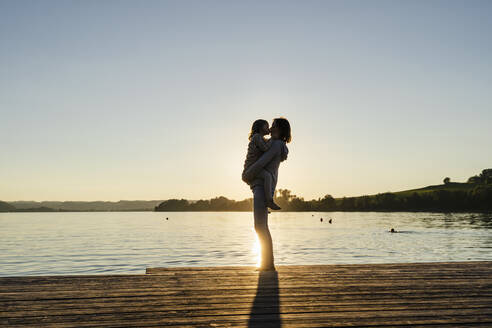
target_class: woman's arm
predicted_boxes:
[242,140,280,181]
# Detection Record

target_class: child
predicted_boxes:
[242,119,281,210]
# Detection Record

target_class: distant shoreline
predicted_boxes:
[2,169,491,213]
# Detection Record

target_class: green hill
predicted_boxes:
[271,169,492,212]
[395,182,476,196]
[0,201,16,212]
[8,200,164,212]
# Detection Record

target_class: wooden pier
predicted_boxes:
[1,261,491,327]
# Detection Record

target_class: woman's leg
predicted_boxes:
[253,185,275,269]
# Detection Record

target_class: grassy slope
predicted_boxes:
[330,183,477,202]
[394,182,476,197]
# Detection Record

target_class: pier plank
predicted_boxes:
[0,261,491,327]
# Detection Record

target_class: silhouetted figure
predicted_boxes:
[242,118,291,271]
[320,218,323,222]
[390,228,396,233]
[242,120,281,210]
[248,271,281,328]
[166,217,168,220]
[329,218,332,224]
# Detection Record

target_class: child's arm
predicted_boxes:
[252,134,271,152]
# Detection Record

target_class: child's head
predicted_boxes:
[248,119,269,140]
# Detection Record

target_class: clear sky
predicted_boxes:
[1,0,491,201]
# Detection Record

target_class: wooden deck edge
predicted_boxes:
[145,261,492,274]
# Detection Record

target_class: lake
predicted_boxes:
[0,211,491,276]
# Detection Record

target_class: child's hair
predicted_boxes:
[248,119,269,141]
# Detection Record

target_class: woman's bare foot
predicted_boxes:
[255,265,276,272]
[267,200,281,210]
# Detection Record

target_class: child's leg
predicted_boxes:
[257,170,273,201]
[257,170,281,210]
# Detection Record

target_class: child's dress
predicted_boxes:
[243,133,271,173]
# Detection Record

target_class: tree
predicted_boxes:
[274,189,294,210]
[319,194,335,210]
[468,175,480,184]
[480,169,492,184]
[443,177,451,184]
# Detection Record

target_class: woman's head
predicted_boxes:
[248,119,269,140]
[270,117,291,143]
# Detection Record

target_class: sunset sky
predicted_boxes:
[1,0,491,201]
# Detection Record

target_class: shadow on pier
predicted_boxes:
[248,270,281,327]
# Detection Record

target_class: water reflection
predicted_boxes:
[420,212,492,229]
[252,228,261,267]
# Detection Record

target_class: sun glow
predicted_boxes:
[252,228,261,267]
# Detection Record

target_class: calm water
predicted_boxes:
[0,212,491,276]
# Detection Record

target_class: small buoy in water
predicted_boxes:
[320,218,323,222]
[166,217,169,220]
[390,228,396,233]
[329,219,332,224]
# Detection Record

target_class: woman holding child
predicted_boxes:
[242,118,291,271]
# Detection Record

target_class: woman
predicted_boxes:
[243,118,291,271]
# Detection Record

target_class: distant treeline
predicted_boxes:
[155,197,252,212]
[155,169,492,213]
[270,186,492,212]
[154,185,492,212]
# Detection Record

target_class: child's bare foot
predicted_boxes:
[267,200,281,210]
